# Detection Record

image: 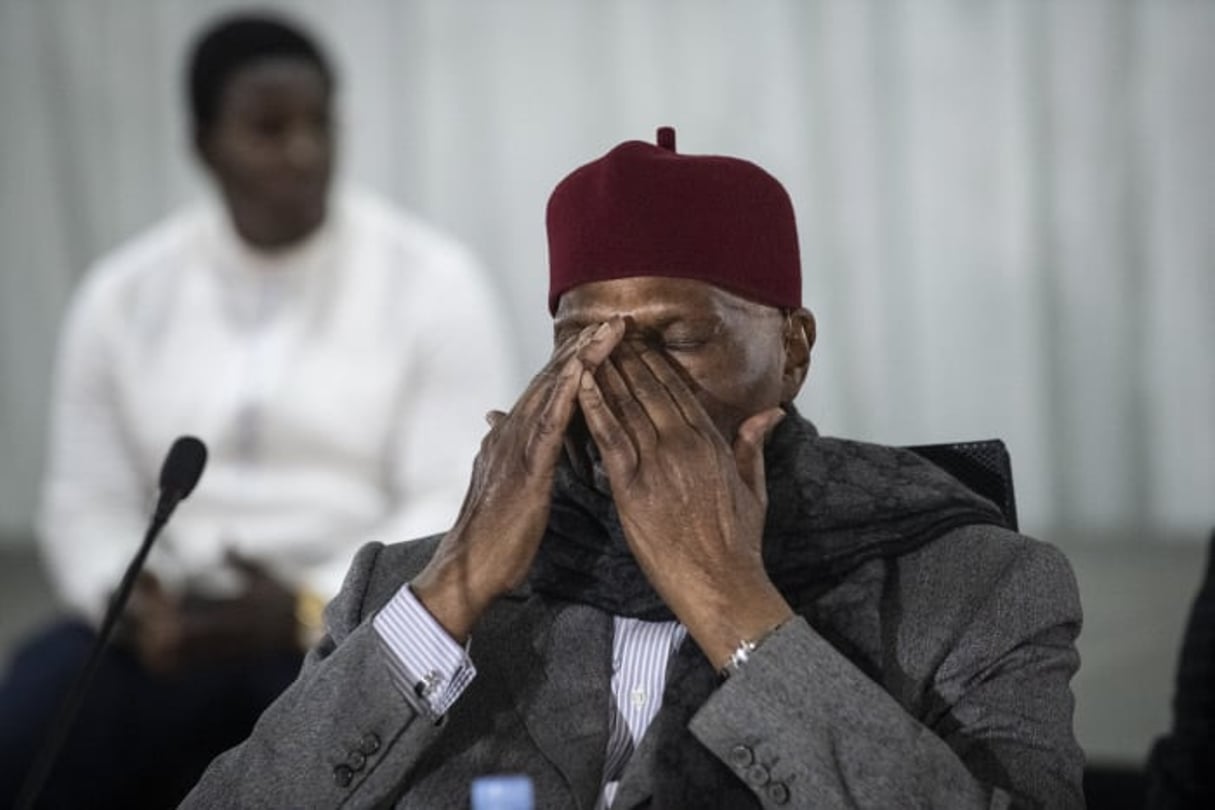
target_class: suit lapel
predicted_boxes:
[505,597,613,810]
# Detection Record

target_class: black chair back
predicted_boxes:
[904,440,1019,531]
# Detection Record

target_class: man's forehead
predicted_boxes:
[553,276,777,326]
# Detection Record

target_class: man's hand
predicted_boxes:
[122,572,186,674]
[123,555,299,675]
[411,318,625,642]
[576,340,793,670]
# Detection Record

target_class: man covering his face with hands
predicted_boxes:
[185,128,1084,809]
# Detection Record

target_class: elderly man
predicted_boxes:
[185,129,1083,809]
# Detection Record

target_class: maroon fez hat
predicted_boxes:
[546,126,802,314]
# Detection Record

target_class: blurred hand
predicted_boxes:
[122,553,299,675]
[121,572,184,674]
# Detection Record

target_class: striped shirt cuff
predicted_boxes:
[372,583,476,718]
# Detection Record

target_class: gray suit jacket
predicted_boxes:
[183,524,1083,809]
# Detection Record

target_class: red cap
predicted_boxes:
[546,127,801,313]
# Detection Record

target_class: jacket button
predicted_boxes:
[333,764,355,787]
[348,751,367,771]
[746,763,770,786]
[359,733,381,755]
[767,782,791,805]
[728,744,754,769]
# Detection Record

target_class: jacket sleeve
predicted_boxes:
[181,542,446,808]
[688,533,1085,809]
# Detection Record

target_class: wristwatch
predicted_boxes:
[294,588,327,649]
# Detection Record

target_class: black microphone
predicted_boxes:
[152,435,208,525]
[16,436,208,809]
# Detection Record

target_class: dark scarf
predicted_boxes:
[527,409,1006,808]
[530,408,1004,619]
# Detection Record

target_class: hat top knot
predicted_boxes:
[656,126,676,152]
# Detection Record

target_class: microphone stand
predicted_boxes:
[15,490,185,809]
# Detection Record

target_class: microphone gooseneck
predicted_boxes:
[16,436,209,810]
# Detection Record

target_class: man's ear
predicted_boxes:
[780,308,815,403]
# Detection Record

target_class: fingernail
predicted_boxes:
[593,321,611,338]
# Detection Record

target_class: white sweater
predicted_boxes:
[38,190,514,621]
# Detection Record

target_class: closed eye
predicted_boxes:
[660,323,716,352]
[662,338,707,352]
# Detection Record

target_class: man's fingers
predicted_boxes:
[510,351,575,423]
[517,318,627,471]
[597,355,657,450]
[507,323,597,421]
[545,353,590,432]
[576,316,626,370]
[511,318,625,429]
[610,341,686,434]
[633,344,718,437]
[523,354,583,472]
[733,407,786,499]
[578,368,638,480]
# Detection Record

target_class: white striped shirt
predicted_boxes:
[600,616,687,808]
[373,585,687,807]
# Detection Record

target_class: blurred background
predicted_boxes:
[0,0,1211,786]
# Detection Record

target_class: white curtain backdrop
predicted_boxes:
[1,0,1212,543]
